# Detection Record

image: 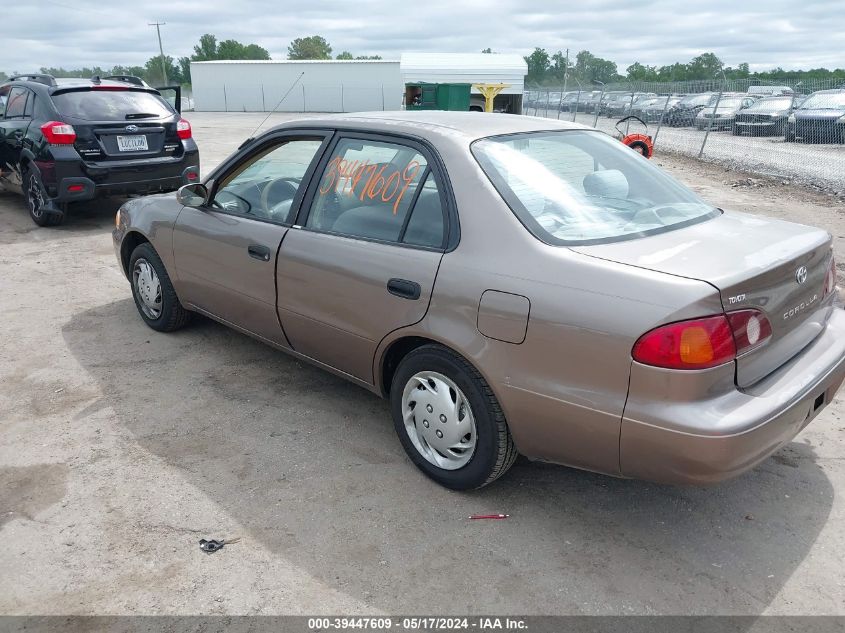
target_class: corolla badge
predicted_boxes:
[125,125,139,133]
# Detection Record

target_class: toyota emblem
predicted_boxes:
[795,266,808,284]
[125,124,139,133]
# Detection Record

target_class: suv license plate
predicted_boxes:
[116,135,149,152]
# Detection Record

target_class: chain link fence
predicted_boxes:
[523,79,845,193]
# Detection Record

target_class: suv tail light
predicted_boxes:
[632,310,772,370]
[177,118,192,140]
[824,255,837,296]
[41,121,77,145]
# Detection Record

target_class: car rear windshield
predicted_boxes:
[472,130,719,246]
[51,89,174,121]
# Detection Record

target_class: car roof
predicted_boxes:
[271,111,592,143]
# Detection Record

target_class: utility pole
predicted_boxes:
[149,21,168,85]
[563,48,569,94]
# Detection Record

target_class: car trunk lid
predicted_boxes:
[573,211,833,387]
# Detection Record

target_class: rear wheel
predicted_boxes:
[390,345,517,490]
[25,167,63,227]
[129,242,190,332]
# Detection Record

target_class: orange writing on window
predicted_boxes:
[319,157,422,215]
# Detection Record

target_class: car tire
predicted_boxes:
[128,242,190,332]
[24,167,63,227]
[390,344,518,490]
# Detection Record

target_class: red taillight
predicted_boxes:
[67,184,85,193]
[41,121,76,145]
[632,309,773,370]
[824,255,837,296]
[177,118,192,140]
[186,171,199,181]
[633,315,736,370]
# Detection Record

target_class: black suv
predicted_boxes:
[0,74,199,226]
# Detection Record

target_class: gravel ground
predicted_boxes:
[1,112,844,616]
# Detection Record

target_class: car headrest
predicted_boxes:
[582,170,629,200]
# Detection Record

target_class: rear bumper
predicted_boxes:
[42,144,199,202]
[620,307,845,485]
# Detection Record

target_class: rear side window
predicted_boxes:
[51,90,174,121]
[5,87,29,118]
[306,137,444,247]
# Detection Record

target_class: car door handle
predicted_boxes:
[247,244,271,261]
[387,278,421,300]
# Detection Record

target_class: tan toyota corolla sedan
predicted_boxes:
[113,111,845,490]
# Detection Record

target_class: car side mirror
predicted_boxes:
[176,183,209,208]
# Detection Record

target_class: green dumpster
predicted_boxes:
[405,83,471,111]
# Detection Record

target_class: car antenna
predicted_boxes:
[246,71,306,141]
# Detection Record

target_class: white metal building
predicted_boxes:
[190,53,527,113]
[190,59,403,112]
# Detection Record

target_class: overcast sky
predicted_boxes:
[5,1,844,73]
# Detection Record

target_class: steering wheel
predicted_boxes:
[260,177,299,218]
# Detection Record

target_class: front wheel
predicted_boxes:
[129,242,190,332]
[25,167,63,227]
[390,345,517,490]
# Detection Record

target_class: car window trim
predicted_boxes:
[398,166,432,244]
[203,130,334,227]
[294,130,451,252]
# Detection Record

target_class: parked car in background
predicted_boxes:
[640,96,682,123]
[786,89,845,143]
[0,73,199,226]
[598,91,629,116]
[695,95,758,131]
[664,92,719,127]
[580,91,605,113]
[733,95,803,136]
[557,91,581,112]
[113,111,845,490]
[606,93,654,118]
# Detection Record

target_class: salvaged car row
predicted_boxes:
[525,87,845,143]
[3,72,844,490]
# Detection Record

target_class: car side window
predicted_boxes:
[402,173,445,248]
[212,138,325,224]
[306,137,431,243]
[5,88,29,119]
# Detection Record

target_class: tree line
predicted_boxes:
[4,37,843,90]
[524,47,845,87]
[0,34,381,88]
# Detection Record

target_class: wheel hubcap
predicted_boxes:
[133,259,162,319]
[27,175,45,219]
[401,371,476,470]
